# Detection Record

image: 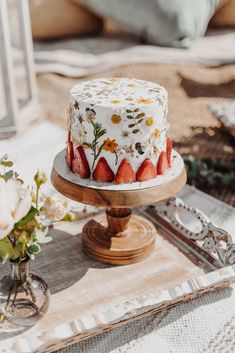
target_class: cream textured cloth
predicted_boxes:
[34,30,235,77]
[209,100,235,138]
[0,123,234,353]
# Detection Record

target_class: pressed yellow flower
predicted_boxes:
[103,138,118,153]
[111,99,120,104]
[136,97,153,104]
[146,117,154,126]
[111,114,121,124]
[127,83,135,87]
[111,78,120,82]
[152,128,160,139]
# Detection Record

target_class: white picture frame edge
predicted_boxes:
[0,0,41,136]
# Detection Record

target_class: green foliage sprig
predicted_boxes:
[184,155,235,190]
[83,120,107,170]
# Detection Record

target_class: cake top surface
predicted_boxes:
[70,77,167,108]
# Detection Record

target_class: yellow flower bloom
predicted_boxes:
[111,78,120,82]
[111,114,121,124]
[111,99,120,104]
[103,138,118,153]
[127,83,135,87]
[152,128,160,139]
[136,98,153,104]
[146,117,154,126]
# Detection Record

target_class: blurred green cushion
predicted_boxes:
[77,0,223,47]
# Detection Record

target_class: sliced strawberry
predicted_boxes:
[92,157,114,182]
[115,159,135,184]
[65,140,74,169]
[157,151,169,175]
[166,137,172,167]
[136,158,157,182]
[72,146,90,178]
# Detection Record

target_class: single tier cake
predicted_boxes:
[66,77,172,184]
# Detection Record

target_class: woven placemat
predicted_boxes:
[37,63,235,205]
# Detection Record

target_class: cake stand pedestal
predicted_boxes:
[51,150,186,265]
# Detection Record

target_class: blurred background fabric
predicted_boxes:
[30,0,235,77]
[77,0,223,47]
[30,0,227,47]
[29,0,103,40]
[29,0,235,44]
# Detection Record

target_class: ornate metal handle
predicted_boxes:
[151,197,235,266]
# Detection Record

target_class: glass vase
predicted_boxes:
[0,258,50,328]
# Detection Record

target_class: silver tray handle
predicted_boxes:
[153,197,235,266]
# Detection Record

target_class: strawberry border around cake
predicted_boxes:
[54,149,185,191]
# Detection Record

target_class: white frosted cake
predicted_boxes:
[66,77,172,184]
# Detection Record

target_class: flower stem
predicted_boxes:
[11,281,19,308]
[114,150,118,165]
[35,185,39,210]
[7,235,14,246]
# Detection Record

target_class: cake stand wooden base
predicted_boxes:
[51,150,187,265]
[82,210,156,265]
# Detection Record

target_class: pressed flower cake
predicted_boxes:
[66,77,172,184]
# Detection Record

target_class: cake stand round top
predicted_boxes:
[51,149,187,208]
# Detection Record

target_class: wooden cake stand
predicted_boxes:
[51,150,186,265]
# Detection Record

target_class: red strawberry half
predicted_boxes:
[136,158,157,182]
[92,157,114,182]
[115,159,135,184]
[65,131,74,169]
[166,137,172,167]
[72,146,90,179]
[157,151,169,175]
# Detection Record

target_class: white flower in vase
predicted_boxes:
[0,178,31,239]
[41,196,69,222]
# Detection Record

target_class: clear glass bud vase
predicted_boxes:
[0,259,50,328]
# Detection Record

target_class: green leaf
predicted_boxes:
[132,129,140,134]
[27,243,41,255]
[228,160,235,171]
[4,170,13,180]
[138,118,144,124]
[221,174,232,185]
[97,129,107,138]
[136,113,145,119]
[126,109,132,113]
[128,123,136,128]
[134,108,139,112]
[187,155,196,163]
[16,206,38,227]
[83,142,92,148]
[127,115,134,119]
[0,240,13,263]
[0,160,13,167]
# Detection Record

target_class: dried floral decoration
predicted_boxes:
[83,120,107,170]
[126,108,145,135]
[69,78,168,175]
